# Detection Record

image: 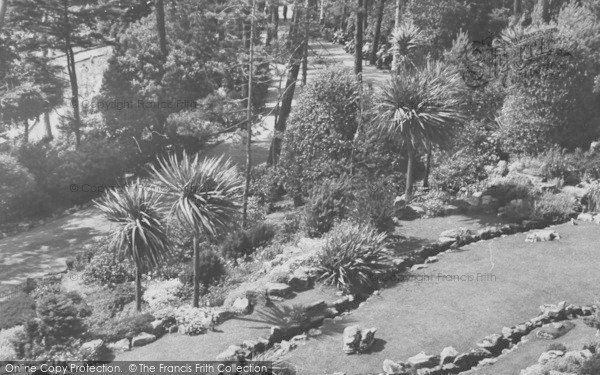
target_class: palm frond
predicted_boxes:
[373,60,465,152]
[150,151,243,237]
[94,180,171,272]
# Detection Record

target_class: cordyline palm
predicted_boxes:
[390,22,427,72]
[151,152,242,307]
[95,181,171,312]
[373,60,465,202]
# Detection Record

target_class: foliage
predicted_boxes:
[0,325,26,361]
[547,343,568,352]
[484,175,538,206]
[82,245,135,285]
[413,190,452,217]
[221,223,276,259]
[250,164,283,212]
[279,68,359,199]
[173,306,211,335]
[316,221,391,294]
[95,180,172,274]
[348,177,399,233]
[143,279,184,310]
[179,251,226,287]
[304,178,354,237]
[389,23,428,69]
[583,181,600,212]
[0,153,39,221]
[0,293,36,330]
[286,304,310,327]
[580,353,600,375]
[31,292,87,344]
[90,313,154,341]
[531,192,576,222]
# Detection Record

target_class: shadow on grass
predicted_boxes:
[230,304,303,330]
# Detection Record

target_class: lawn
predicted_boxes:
[285,222,600,375]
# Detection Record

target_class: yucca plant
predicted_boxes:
[316,221,391,294]
[389,22,427,72]
[150,152,242,307]
[373,60,465,201]
[95,181,171,312]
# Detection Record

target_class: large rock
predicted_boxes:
[132,333,156,347]
[232,297,252,314]
[578,213,595,222]
[538,350,564,365]
[216,345,245,361]
[382,359,410,375]
[526,230,560,243]
[537,321,576,340]
[343,325,362,354]
[80,339,105,360]
[266,282,292,297]
[107,338,130,353]
[440,346,458,365]
[288,268,315,291]
[540,301,567,319]
[476,333,508,355]
[453,349,491,371]
[407,352,439,370]
[359,328,377,353]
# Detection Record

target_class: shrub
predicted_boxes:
[173,306,211,335]
[221,224,275,259]
[0,153,41,221]
[29,278,64,300]
[484,175,537,206]
[531,192,576,223]
[581,353,600,375]
[316,221,391,294]
[539,146,582,184]
[583,181,600,212]
[0,325,26,361]
[286,304,310,327]
[547,343,568,352]
[90,313,154,341]
[107,284,137,313]
[279,68,359,199]
[82,246,135,285]
[33,292,86,344]
[250,165,283,212]
[349,177,398,233]
[0,293,36,330]
[305,178,354,237]
[144,279,185,310]
[413,190,451,218]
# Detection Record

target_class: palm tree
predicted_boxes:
[389,22,426,72]
[151,153,243,308]
[373,61,465,201]
[95,181,172,312]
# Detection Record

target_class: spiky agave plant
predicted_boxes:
[150,152,243,307]
[316,221,391,294]
[94,181,171,312]
[373,60,465,201]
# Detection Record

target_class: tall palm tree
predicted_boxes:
[95,182,171,312]
[151,153,243,307]
[373,61,465,201]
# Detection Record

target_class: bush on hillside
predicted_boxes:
[89,313,154,342]
[305,178,354,237]
[179,251,226,287]
[484,175,537,206]
[82,245,135,285]
[0,293,36,330]
[530,192,576,223]
[583,181,600,212]
[221,223,275,259]
[0,325,26,361]
[0,153,41,221]
[316,221,391,294]
[30,292,87,344]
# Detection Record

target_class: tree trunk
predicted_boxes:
[391,0,403,72]
[283,4,288,20]
[354,0,363,76]
[362,0,369,32]
[192,236,200,307]
[339,0,347,30]
[0,0,7,30]
[22,120,29,145]
[423,146,432,188]
[135,265,142,312]
[266,2,279,46]
[155,0,168,58]
[242,0,256,229]
[43,112,52,140]
[319,0,325,23]
[405,149,415,201]
[539,0,550,23]
[301,0,310,85]
[369,0,384,65]
[61,0,81,147]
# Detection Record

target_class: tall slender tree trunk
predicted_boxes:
[155,0,168,58]
[362,0,369,33]
[391,0,403,72]
[43,113,53,140]
[63,0,81,147]
[355,0,364,76]
[0,0,7,30]
[339,0,347,30]
[22,120,29,145]
[319,0,325,23]
[266,1,279,46]
[283,4,288,20]
[301,0,310,85]
[135,265,142,312]
[370,0,384,65]
[423,146,432,188]
[192,236,200,307]
[268,2,302,165]
[242,0,256,229]
[405,149,416,201]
